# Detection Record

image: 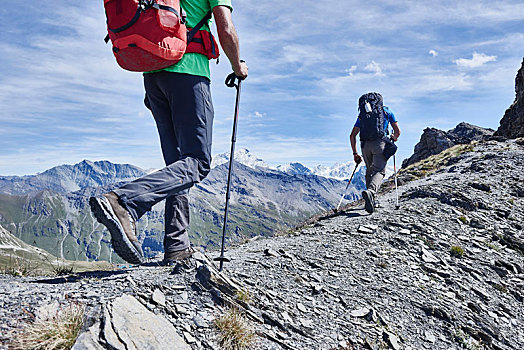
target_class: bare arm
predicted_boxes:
[391,122,400,141]
[213,6,248,79]
[349,126,362,163]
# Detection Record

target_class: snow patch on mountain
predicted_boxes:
[211,148,269,169]
[275,162,312,175]
[311,162,358,180]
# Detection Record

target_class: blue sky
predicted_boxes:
[1,1,523,175]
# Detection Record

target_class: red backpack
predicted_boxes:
[104,0,219,72]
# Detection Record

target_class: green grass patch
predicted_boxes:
[236,289,252,304]
[492,283,508,294]
[450,245,464,258]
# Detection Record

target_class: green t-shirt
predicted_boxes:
[153,0,232,80]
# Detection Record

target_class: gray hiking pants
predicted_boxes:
[114,72,214,254]
[361,139,387,195]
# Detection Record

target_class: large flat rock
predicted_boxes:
[108,294,190,350]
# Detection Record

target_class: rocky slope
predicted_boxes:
[495,58,524,139]
[402,122,494,168]
[1,137,522,350]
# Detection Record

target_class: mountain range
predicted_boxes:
[0,151,366,263]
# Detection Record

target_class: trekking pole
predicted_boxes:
[393,152,400,210]
[215,69,244,272]
[334,161,360,213]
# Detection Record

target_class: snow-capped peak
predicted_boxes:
[311,162,359,180]
[211,148,269,169]
[275,162,312,175]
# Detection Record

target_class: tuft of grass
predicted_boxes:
[450,245,465,258]
[492,283,508,294]
[1,255,35,277]
[453,328,483,350]
[458,216,468,224]
[236,289,252,304]
[377,259,388,269]
[419,236,436,250]
[214,308,255,350]
[294,275,304,283]
[485,242,501,252]
[52,263,75,276]
[11,302,85,350]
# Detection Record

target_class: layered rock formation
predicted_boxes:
[402,122,493,168]
[495,58,524,138]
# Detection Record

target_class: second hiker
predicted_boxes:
[349,92,401,214]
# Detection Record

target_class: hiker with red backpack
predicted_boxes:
[350,93,401,214]
[90,0,248,265]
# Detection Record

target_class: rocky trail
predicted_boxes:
[1,138,523,350]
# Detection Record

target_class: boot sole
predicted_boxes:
[89,196,144,264]
[362,191,375,214]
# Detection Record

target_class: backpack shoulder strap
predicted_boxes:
[187,11,212,43]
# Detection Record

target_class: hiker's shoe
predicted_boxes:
[89,192,144,264]
[163,247,195,265]
[362,190,375,214]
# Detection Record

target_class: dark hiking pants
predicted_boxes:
[361,139,387,195]
[113,72,214,254]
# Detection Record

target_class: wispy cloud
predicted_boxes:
[455,52,497,68]
[364,61,385,77]
[429,50,439,57]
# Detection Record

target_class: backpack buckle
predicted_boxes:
[140,0,155,11]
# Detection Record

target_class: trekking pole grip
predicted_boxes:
[225,60,245,88]
[225,73,239,88]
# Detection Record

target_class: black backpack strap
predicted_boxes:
[152,3,185,24]
[187,11,212,43]
[108,5,144,34]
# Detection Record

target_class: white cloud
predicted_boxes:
[346,65,357,76]
[364,61,385,77]
[429,50,438,57]
[454,52,497,68]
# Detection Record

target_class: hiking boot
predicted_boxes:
[163,247,195,265]
[362,190,375,214]
[89,192,144,264]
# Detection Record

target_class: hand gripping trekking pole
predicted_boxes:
[215,69,243,272]
[335,161,360,213]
